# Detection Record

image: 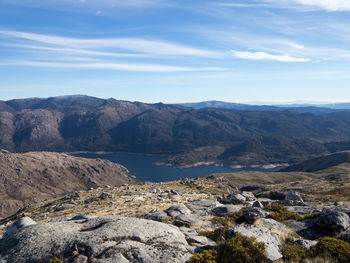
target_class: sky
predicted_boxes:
[1,0,350,103]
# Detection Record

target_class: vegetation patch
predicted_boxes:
[309,237,350,263]
[190,233,267,263]
[266,203,303,221]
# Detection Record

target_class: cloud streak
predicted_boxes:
[231,50,310,62]
[0,30,220,57]
[0,61,226,73]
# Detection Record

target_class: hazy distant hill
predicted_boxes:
[2,95,350,166]
[180,100,350,115]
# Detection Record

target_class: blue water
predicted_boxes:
[71,152,275,182]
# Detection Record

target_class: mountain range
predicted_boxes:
[2,95,350,167]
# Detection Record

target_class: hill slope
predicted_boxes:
[0,149,138,217]
[280,151,350,172]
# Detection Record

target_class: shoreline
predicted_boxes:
[67,151,288,171]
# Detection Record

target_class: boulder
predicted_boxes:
[316,208,350,233]
[218,194,246,205]
[242,207,269,224]
[142,210,170,222]
[241,191,256,201]
[166,205,191,217]
[0,216,192,263]
[282,190,306,206]
[4,217,37,235]
[227,224,283,262]
[174,214,204,228]
[212,205,242,217]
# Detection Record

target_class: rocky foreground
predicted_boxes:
[0,174,350,263]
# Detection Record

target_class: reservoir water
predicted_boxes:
[72,152,276,182]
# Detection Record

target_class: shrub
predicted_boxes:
[282,239,307,262]
[267,203,303,221]
[310,237,350,263]
[49,257,62,263]
[303,212,321,220]
[217,233,267,263]
[199,227,227,242]
[189,250,217,263]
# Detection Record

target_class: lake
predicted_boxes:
[71,152,277,182]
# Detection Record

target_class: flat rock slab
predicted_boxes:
[0,216,192,263]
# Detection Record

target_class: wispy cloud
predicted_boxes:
[0,61,226,72]
[262,0,350,11]
[231,50,310,62]
[0,30,219,57]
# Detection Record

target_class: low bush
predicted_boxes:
[267,203,303,221]
[190,233,267,263]
[189,250,217,263]
[310,237,350,263]
[282,239,307,262]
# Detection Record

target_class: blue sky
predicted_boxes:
[1,0,350,103]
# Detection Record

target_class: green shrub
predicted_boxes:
[267,203,303,221]
[199,227,226,242]
[282,239,307,262]
[49,257,62,263]
[217,233,267,263]
[303,212,321,220]
[190,233,267,263]
[310,237,350,263]
[189,250,217,263]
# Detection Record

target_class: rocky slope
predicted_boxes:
[0,160,350,262]
[0,150,138,218]
[3,95,350,166]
